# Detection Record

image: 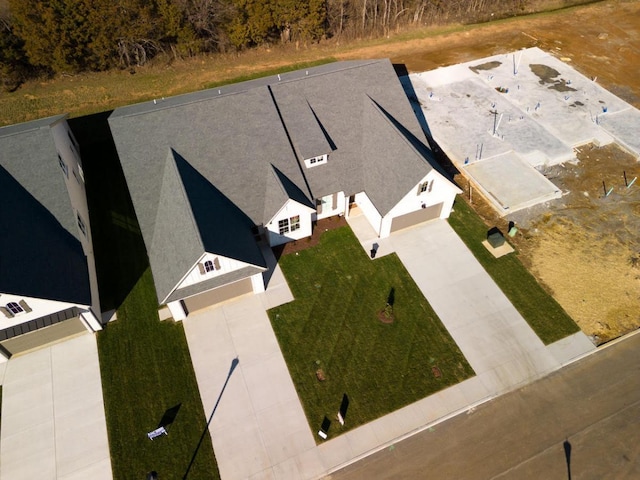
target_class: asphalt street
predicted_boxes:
[328,332,640,480]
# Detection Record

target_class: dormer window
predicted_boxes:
[304,154,328,169]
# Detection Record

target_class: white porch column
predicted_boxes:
[80,310,103,332]
[167,300,187,321]
[251,272,266,294]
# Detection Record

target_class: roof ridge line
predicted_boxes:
[152,148,205,252]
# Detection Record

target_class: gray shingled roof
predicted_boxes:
[269,59,435,207]
[148,149,267,303]
[0,116,91,304]
[109,59,438,304]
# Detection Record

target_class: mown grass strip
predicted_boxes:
[73,114,219,479]
[97,270,219,479]
[203,57,337,89]
[448,199,579,344]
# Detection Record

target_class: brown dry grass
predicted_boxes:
[515,145,640,343]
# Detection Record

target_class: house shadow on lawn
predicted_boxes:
[69,112,149,314]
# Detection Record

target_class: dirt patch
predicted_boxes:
[518,145,640,343]
[379,1,640,109]
[469,61,502,74]
[529,63,577,91]
[274,215,348,257]
[456,142,640,344]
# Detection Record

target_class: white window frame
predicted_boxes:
[418,180,433,195]
[278,218,290,235]
[204,260,215,272]
[290,215,300,232]
[304,154,328,169]
[6,302,24,315]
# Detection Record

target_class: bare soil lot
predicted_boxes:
[375,0,640,343]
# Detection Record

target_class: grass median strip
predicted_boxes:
[203,57,337,89]
[268,226,473,439]
[98,270,220,479]
[448,199,579,344]
[74,113,219,479]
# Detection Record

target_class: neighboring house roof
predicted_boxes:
[0,116,91,305]
[109,59,443,304]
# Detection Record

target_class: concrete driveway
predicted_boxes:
[183,246,323,480]
[349,214,595,393]
[184,217,596,479]
[0,333,112,480]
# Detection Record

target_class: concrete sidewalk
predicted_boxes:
[184,217,595,480]
[0,334,112,480]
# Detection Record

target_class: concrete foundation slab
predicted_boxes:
[407,47,640,216]
[465,152,562,213]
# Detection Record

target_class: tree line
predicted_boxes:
[0,0,596,91]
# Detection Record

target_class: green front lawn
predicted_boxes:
[72,114,219,479]
[98,270,219,479]
[448,199,579,344]
[268,227,474,439]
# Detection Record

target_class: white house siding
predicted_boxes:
[316,191,347,220]
[176,252,256,291]
[51,120,90,253]
[50,119,101,318]
[354,192,383,235]
[0,294,88,331]
[379,171,460,237]
[266,200,315,247]
[0,293,98,360]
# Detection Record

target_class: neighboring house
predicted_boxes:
[0,115,102,361]
[108,59,461,320]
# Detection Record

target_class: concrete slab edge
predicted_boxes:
[558,327,640,369]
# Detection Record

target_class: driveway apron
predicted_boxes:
[183,255,320,480]
[0,333,112,480]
